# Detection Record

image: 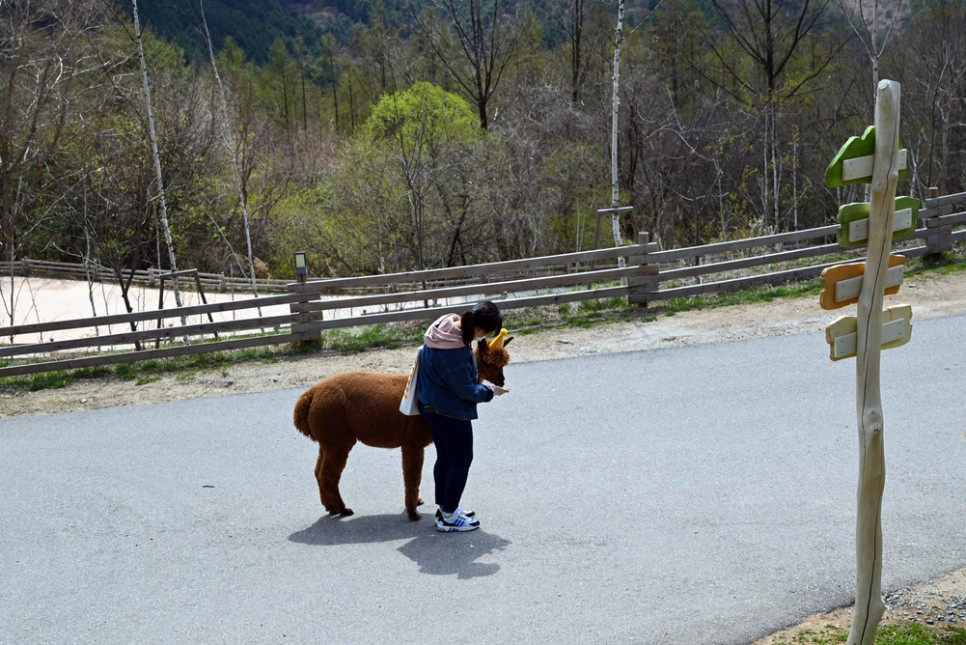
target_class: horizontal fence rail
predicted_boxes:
[0,262,295,294]
[1,191,964,377]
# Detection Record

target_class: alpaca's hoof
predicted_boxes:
[416,497,425,506]
[339,508,354,517]
[406,508,421,521]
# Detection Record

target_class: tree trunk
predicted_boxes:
[132,0,182,308]
[610,0,626,262]
[201,0,259,300]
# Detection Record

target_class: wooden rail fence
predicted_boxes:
[0,262,294,294]
[1,191,963,378]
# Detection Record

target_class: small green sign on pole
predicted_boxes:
[824,125,908,187]
[836,196,920,247]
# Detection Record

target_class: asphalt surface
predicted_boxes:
[2,314,964,645]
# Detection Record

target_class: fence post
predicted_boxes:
[923,187,952,264]
[288,281,322,346]
[626,232,660,308]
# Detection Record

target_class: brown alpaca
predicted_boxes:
[293,334,512,521]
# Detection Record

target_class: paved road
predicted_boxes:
[2,314,964,645]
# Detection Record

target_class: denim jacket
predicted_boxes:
[415,343,494,420]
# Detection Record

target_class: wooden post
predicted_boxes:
[847,79,901,645]
[923,187,952,263]
[288,281,322,346]
[192,271,218,340]
[627,232,660,308]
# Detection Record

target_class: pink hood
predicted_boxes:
[424,314,466,349]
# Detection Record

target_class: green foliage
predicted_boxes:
[360,82,480,146]
[320,138,410,274]
[141,29,189,75]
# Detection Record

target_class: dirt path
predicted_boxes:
[2,270,964,640]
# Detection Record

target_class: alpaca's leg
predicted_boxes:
[314,449,331,510]
[317,444,354,516]
[401,444,425,521]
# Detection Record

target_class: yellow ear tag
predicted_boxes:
[488,328,508,350]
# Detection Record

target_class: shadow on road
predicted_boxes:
[289,513,511,579]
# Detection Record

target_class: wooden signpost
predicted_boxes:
[820,79,915,645]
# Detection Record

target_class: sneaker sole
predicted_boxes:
[436,523,480,532]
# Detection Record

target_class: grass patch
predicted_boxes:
[321,323,421,354]
[559,296,634,328]
[907,250,966,278]
[768,624,966,644]
[657,280,821,315]
[0,346,286,392]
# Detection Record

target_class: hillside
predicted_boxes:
[136,0,666,63]
[134,0,322,62]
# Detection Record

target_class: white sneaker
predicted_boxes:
[435,508,480,532]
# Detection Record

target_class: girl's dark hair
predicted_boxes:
[460,300,502,345]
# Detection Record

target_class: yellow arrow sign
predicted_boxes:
[825,304,913,361]
[819,254,905,310]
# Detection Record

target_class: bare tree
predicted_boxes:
[545,0,591,105]
[608,0,627,255]
[835,0,909,92]
[705,0,846,230]
[885,0,966,193]
[569,0,588,105]
[200,0,258,298]
[131,0,182,307]
[0,0,108,327]
[414,0,522,130]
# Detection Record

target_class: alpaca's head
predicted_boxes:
[475,334,513,387]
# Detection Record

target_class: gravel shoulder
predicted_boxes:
[2,270,965,640]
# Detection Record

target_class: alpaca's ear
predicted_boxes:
[503,336,513,348]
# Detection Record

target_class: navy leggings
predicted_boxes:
[418,404,474,514]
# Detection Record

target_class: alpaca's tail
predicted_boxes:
[293,389,317,441]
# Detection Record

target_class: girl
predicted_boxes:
[416,301,509,532]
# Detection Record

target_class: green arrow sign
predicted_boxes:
[825,125,908,187]
[836,196,920,247]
